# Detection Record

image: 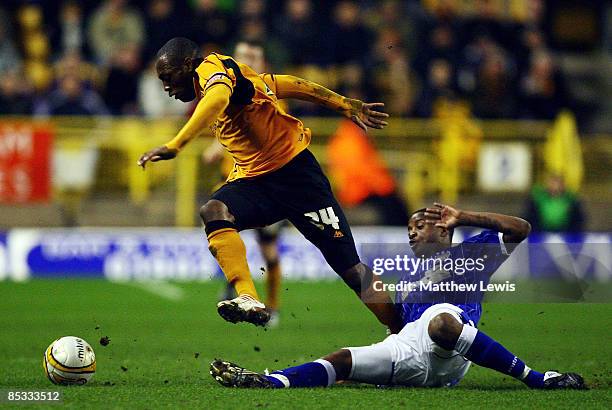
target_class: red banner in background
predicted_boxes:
[0,122,53,203]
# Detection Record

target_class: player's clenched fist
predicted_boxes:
[137,145,178,169]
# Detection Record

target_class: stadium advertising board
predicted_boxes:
[0,232,7,280]
[2,228,610,283]
[478,143,532,191]
[0,122,53,203]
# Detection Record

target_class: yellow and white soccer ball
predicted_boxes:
[43,336,96,385]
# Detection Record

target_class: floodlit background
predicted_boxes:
[0,0,609,281]
[0,0,609,229]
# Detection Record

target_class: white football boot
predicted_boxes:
[217,294,271,326]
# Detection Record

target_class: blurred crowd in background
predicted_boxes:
[0,0,604,121]
[0,0,607,231]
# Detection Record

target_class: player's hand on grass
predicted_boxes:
[424,202,462,229]
[137,145,178,169]
[345,99,389,132]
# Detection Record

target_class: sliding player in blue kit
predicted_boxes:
[210,203,586,390]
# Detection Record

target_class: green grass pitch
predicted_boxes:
[0,279,610,409]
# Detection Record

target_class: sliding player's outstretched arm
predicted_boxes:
[270,74,389,131]
[424,202,531,248]
[137,85,231,168]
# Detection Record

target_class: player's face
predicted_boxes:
[408,213,447,255]
[156,58,196,102]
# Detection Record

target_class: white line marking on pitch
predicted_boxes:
[126,280,185,301]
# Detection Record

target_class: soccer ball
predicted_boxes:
[43,336,96,385]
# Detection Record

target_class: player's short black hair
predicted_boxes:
[411,208,427,218]
[156,37,199,67]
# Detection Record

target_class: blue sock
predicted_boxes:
[264,359,336,388]
[524,369,545,388]
[457,326,544,388]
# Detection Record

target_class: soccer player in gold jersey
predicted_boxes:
[138,37,401,332]
[203,39,285,327]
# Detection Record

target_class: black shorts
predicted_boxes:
[211,149,359,273]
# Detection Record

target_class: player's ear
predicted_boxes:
[184,56,195,72]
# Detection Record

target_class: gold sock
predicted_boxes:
[207,228,259,299]
[266,260,281,311]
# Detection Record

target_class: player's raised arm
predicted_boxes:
[137,85,231,168]
[270,74,389,132]
[424,202,531,245]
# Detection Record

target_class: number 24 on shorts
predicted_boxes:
[304,207,340,230]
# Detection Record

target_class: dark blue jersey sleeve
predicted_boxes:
[459,230,510,277]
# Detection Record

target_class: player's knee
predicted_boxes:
[428,313,463,350]
[199,200,233,224]
[322,349,352,381]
